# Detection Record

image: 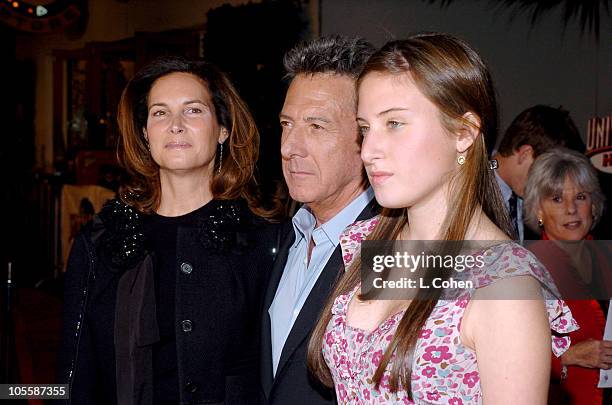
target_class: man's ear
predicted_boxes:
[219,127,229,144]
[516,144,534,164]
[455,112,481,153]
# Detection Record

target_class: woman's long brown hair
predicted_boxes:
[307,33,515,396]
[116,56,283,219]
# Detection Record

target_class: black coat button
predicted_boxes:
[180,262,193,274]
[184,381,198,393]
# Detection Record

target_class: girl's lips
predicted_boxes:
[369,171,393,185]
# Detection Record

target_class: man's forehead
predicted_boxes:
[289,72,354,93]
[283,73,356,117]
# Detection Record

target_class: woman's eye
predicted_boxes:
[186,107,202,114]
[387,120,403,129]
[576,193,587,201]
[358,126,369,136]
[152,110,165,117]
[551,195,562,203]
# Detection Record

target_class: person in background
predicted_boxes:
[524,147,610,405]
[307,33,577,404]
[260,36,377,405]
[57,56,282,404]
[492,105,585,241]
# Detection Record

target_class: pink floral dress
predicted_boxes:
[323,217,578,404]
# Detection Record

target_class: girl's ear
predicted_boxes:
[455,112,481,153]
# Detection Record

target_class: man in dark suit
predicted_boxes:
[260,36,376,404]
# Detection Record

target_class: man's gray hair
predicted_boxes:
[283,35,375,80]
[523,147,605,233]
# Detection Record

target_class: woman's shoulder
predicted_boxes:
[469,242,579,354]
[343,216,380,234]
[339,216,381,267]
[194,198,282,255]
[474,242,553,289]
[89,198,149,271]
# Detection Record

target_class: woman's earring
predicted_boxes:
[217,142,223,175]
[457,155,466,165]
[537,217,544,228]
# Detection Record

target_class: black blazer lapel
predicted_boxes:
[261,223,295,398]
[357,198,380,222]
[263,223,295,316]
[274,247,344,379]
[264,197,379,393]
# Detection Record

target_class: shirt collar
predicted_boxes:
[292,187,374,248]
[292,206,316,243]
[495,171,513,202]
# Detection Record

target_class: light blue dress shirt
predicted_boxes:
[495,171,525,242]
[269,187,374,375]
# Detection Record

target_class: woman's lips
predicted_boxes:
[563,220,582,230]
[369,171,393,185]
[165,142,191,149]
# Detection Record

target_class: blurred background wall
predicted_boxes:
[321,0,610,145]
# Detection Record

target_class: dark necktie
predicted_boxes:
[508,192,519,238]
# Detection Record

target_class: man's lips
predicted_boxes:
[368,170,393,184]
[288,170,313,177]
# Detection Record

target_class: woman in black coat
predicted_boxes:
[56,56,283,405]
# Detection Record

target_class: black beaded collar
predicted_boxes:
[95,198,251,271]
[96,199,148,271]
[196,199,251,251]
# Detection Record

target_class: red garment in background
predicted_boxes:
[531,234,606,405]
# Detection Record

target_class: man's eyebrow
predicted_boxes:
[304,116,331,124]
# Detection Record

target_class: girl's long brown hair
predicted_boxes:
[116,56,283,219]
[307,33,514,396]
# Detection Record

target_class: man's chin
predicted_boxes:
[287,188,316,205]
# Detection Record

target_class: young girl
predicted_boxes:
[307,34,576,404]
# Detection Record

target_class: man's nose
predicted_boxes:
[281,126,307,158]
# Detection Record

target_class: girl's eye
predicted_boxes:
[387,120,403,129]
[358,126,369,136]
